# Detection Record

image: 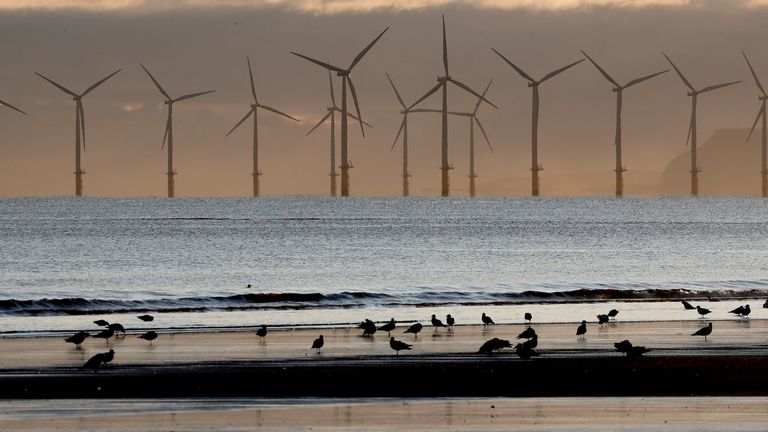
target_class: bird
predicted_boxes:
[102,349,115,365]
[614,339,633,353]
[514,343,539,359]
[626,346,651,358]
[742,304,752,317]
[358,319,377,337]
[607,309,619,319]
[93,328,114,343]
[517,327,536,339]
[431,314,447,332]
[729,305,751,317]
[524,312,532,324]
[93,319,109,327]
[521,334,538,350]
[138,331,158,345]
[379,318,396,336]
[256,325,267,339]
[389,337,412,355]
[692,322,713,341]
[763,299,768,309]
[446,314,455,332]
[404,322,423,338]
[65,331,90,349]
[696,306,711,317]
[576,320,587,338]
[681,300,695,310]
[83,352,108,372]
[478,337,511,354]
[107,323,126,336]
[597,314,610,325]
[137,314,154,322]
[481,313,495,328]
[311,335,324,353]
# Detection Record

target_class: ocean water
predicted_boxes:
[2,196,768,334]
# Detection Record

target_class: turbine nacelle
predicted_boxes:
[527,81,539,88]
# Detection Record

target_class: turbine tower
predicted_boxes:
[581,51,668,197]
[410,15,496,197]
[492,49,583,197]
[455,79,495,197]
[291,26,389,197]
[36,69,121,197]
[742,51,768,198]
[306,69,371,197]
[663,53,741,196]
[141,64,215,198]
[226,57,300,197]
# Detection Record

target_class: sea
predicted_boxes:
[2,196,768,335]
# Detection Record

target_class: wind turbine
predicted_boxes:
[454,79,495,197]
[306,69,371,197]
[141,64,215,198]
[226,57,300,197]
[581,51,668,198]
[410,15,497,197]
[36,69,120,197]
[663,53,741,196]
[492,49,583,197]
[742,51,768,198]
[291,26,389,197]
[0,97,25,116]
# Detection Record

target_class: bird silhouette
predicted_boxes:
[358,319,377,337]
[405,322,423,338]
[607,309,619,319]
[514,343,539,359]
[517,327,536,339]
[389,337,412,355]
[65,331,90,349]
[524,312,532,324]
[521,334,538,350]
[693,322,713,341]
[311,335,324,353]
[93,319,109,327]
[576,320,587,339]
[108,323,126,337]
[446,314,455,332]
[138,331,158,345]
[614,339,650,357]
[256,325,267,339]
[93,328,114,344]
[681,300,695,310]
[478,337,511,354]
[763,299,768,309]
[481,313,495,328]
[597,314,609,325]
[742,304,752,317]
[379,318,396,336]
[696,306,711,317]
[82,350,114,372]
[137,314,154,322]
[729,305,751,317]
[614,339,633,353]
[431,314,447,332]
[102,349,115,365]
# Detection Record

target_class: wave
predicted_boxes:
[2,287,768,317]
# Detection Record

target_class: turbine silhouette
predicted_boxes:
[36,69,121,196]
[141,64,215,198]
[742,51,768,198]
[226,56,300,197]
[581,50,668,197]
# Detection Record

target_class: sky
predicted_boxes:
[1,0,767,197]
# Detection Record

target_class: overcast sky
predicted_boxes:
[1,0,767,197]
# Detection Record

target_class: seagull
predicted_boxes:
[478,337,511,354]
[524,312,532,324]
[742,304,752,317]
[102,349,115,366]
[696,306,711,317]
[379,318,396,336]
[404,322,423,338]
[607,309,619,319]
[514,343,539,359]
[83,352,108,372]
[614,339,633,353]
[256,325,267,339]
[681,300,695,310]
[358,319,377,337]
[729,305,751,317]
[764,299,768,309]
[692,322,713,341]
[138,331,158,345]
[311,335,324,353]
[522,334,538,350]
[389,337,412,355]
[517,327,536,339]
[597,314,609,325]
[93,328,114,343]
[481,313,495,328]
[137,314,154,322]
[108,323,126,337]
[65,331,90,349]
[576,320,587,339]
[93,319,109,327]
[446,314,455,332]
[431,314,447,332]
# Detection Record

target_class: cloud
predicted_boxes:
[118,102,144,112]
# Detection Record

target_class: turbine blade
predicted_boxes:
[347,77,366,137]
[78,101,86,150]
[491,48,535,82]
[662,53,696,93]
[475,117,493,153]
[624,69,669,88]
[247,56,258,103]
[260,104,300,122]
[348,27,390,70]
[746,103,765,143]
[743,50,766,96]
[35,72,77,97]
[540,59,585,83]
[345,111,372,128]
[290,52,345,73]
[81,69,121,97]
[225,107,254,137]
[391,116,406,151]
[328,69,336,107]
[449,78,497,108]
[385,72,406,109]
[306,111,332,136]
[140,64,171,100]
[408,82,442,110]
[162,109,171,150]
[175,90,215,102]
[0,98,26,115]
[447,111,472,117]
[581,50,620,88]
[699,80,741,94]
[409,108,442,113]
[442,15,449,76]
[473,78,493,115]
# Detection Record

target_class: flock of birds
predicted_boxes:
[65,299,765,371]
